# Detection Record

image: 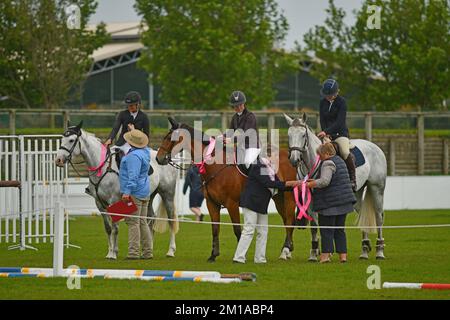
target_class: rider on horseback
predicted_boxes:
[104,91,150,168]
[223,90,260,169]
[317,79,357,192]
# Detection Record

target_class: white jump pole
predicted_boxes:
[52,202,64,277]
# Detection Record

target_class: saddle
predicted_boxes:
[330,141,366,168]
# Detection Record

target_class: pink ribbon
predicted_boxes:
[88,144,107,177]
[294,155,321,221]
[194,137,215,175]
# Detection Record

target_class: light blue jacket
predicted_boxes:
[119,147,150,199]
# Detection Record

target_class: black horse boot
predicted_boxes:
[345,153,357,192]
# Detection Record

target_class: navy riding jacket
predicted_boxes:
[319,95,349,140]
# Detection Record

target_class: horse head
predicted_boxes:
[55,121,83,167]
[284,112,313,167]
[156,117,187,165]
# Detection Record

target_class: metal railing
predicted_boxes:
[1,108,450,175]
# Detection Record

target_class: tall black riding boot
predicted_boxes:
[345,153,357,192]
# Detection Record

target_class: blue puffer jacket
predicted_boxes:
[119,147,150,199]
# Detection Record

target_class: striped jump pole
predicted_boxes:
[0,267,221,279]
[0,272,241,283]
[383,282,450,290]
[0,267,255,281]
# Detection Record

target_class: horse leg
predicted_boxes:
[100,212,116,260]
[145,194,156,258]
[370,185,386,260]
[227,202,241,242]
[308,211,320,262]
[206,199,221,263]
[353,188,371,260]
[360,231,372,260]
[162,194,176,257]
[274,195,293,260]
[111,221,119,260]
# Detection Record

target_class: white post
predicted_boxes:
[19,136,26,249]
[53,202,64,276]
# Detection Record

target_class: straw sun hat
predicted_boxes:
[124,129,149,148]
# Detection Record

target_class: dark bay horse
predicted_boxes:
[156,117,299,262]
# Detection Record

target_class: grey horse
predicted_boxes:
[55,121,178,260]
[284,113,388,260]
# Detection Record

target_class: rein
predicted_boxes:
[60,130,118,208]
[288,122,322,221]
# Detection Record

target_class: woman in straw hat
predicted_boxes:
[119,129,152,259]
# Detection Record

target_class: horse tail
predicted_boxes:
[153,199,179,234]
[356,187,377,234]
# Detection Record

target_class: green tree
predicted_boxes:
[135,0,296,109]
[0,0,108,110]
[300,0,450,111]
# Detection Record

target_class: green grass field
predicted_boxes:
[0,210,449,300]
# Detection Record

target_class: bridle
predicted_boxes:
[159,129,188,170]
[59,127,118,208]
[288,122,310,164]
[59,128,82,163]
[288,122,321,178]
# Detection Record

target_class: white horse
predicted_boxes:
[55,121,179,260]
[284,113,388,259]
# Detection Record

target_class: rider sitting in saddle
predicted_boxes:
[317,79,356,192]
[104,91,150,169]
[222,90,260,169]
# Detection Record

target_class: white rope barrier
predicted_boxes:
[67,207,450,230]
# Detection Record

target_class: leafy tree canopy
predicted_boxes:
[135,0,297,109]
[300,0,449,111]
[0,0,109,109]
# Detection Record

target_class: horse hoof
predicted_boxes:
[359,255,369,260]
[376,255,385,260]
[166,253,175,258]
[278,255,288,261]
[207,256,216,263]
[308,257,318,262]
[286,252,292,259]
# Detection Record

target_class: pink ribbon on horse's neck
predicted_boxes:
[88,143,107,177]
[194,137,215,175]
[294,155,321,221]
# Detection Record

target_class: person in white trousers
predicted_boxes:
[233,153,299,264]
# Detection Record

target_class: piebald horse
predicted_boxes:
[284,113,388,259]
[55,121,178,260]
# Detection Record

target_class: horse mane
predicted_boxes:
[81,129,102,144]
[179,123,211,145]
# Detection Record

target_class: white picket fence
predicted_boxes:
[0,135,73,250]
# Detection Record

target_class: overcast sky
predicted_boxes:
[90,0,364,49]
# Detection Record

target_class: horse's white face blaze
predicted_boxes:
[55,134,81,167]
[288,123,308,165]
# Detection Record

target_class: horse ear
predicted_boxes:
[302,113,308,123]
[283,113,293,126]
[75,120,83,130]
[168,117,179,129]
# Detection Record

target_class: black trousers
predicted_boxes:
[318,214,347,254]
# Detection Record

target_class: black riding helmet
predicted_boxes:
[229,90,246,107]
[320,79,339,97]
[124,91,141,106]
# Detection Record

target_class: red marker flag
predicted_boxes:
[107,199,137,223]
